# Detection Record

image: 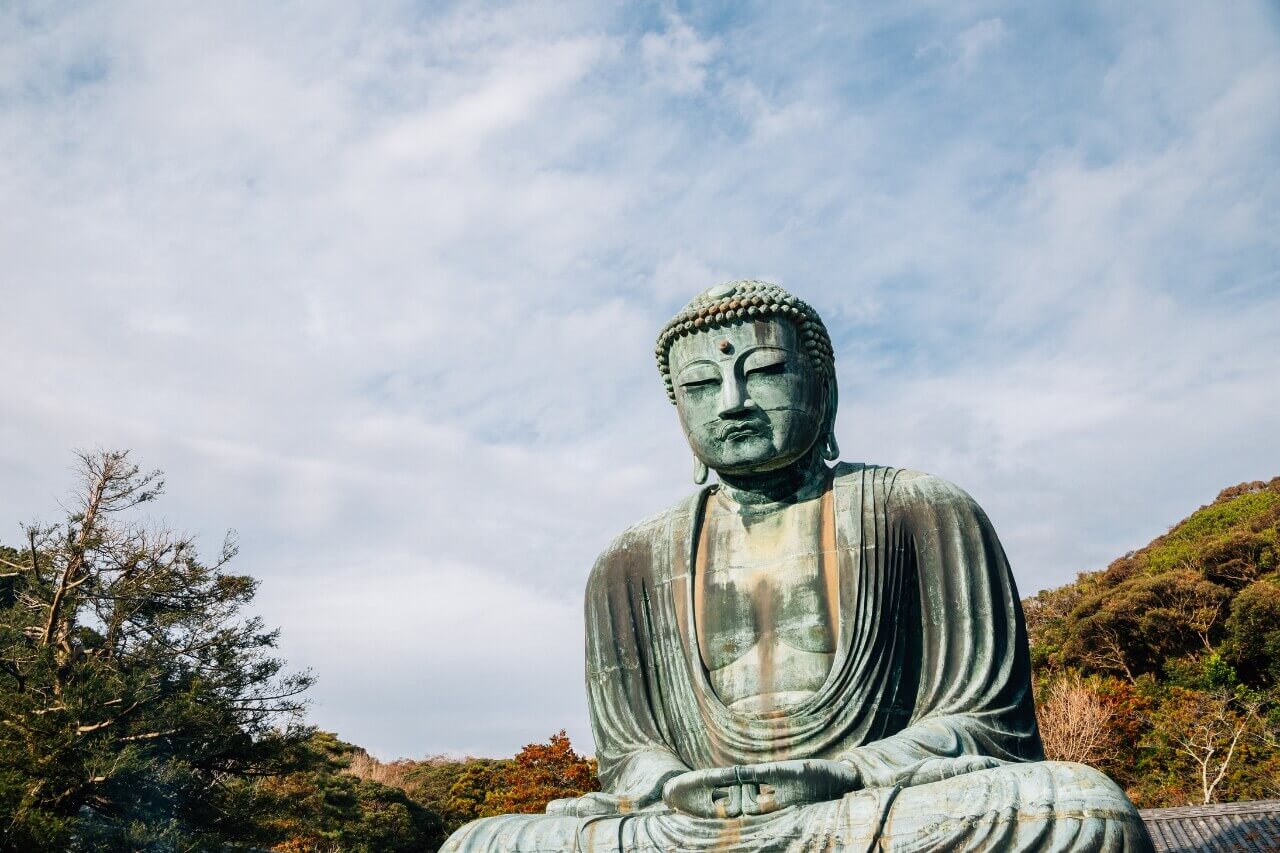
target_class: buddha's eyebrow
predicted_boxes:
[736,345,792,363]
[675,358,719,378]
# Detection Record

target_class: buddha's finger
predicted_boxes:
[713,766,744,785]
[712,785,743,819]
[739,760,802,784]
[668,767,748,817]
[683,789,717,818]
[665,767,732,796]
[740,783,771,816]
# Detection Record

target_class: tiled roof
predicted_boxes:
[1140,799,1280,852]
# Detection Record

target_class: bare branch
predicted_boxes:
[1037,673,1118,765]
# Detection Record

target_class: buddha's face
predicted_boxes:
[669,318,827,476]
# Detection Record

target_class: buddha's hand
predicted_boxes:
[662,760,860,819]
[546,776,672,817]
[899,754,1005,786]
[546,793,624,817]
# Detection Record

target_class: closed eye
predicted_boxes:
[676,361,721,388]
[741,348,789,375]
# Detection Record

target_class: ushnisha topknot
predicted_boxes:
[655,280,835,404]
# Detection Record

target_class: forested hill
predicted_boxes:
[4,453,1276,850]
[1024,476,1280,807]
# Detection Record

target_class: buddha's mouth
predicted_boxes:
[720,423,764,441]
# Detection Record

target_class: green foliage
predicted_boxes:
[1144,489,1280,576]
[1222,576,1280,686]
[244,731,444,853]
[1030,477,1280,685]
[241,732,601,850]
[0,451,609,850]
[0,451,313,851]
[401,756,512,838]
[399,732,599,838]
[1029,476,1280,807]
[1128,684,1280,806]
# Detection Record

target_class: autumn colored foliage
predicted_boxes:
[386,730,599,839]
[0,451,314,850]
[1029,477,1280,807]
[0,452,597,851]
[480,730,600,816]
[248,731,443,852]
[4,450,1278,849]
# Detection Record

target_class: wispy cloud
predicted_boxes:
[2,0,1277,758]
[641,12,718,95]
[956,18,1008,72]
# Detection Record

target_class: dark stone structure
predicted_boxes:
[445,282,1156,851]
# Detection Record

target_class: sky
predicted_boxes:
[2,0,1279,760]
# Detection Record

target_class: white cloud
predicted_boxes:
[640,13,718,95]
[648,249,731,301]
[956,17,1007,72]
[257,559,587,759]
[1,0,1277,760]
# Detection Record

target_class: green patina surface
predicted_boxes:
[444,282,1156,852]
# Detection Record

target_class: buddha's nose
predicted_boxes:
[718,375,753,418]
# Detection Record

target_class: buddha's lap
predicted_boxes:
[442,761,1149,853]
[880,761,1146,848]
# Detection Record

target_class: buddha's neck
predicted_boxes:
[714,448,829,514]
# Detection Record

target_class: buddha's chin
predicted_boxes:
[708,445,816,479]
[701,436,775,471]
[712,458,806,480]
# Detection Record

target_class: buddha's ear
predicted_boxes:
[821,375,840,461]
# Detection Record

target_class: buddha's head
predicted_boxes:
[656,281,837,482]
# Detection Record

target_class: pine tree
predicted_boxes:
[0,450,313,850]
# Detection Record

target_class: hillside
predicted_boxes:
[5,456,1275,849]
[1025,476,1280,806]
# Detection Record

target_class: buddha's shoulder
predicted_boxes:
[831,462,983,511]
[587,491,703,586]
[596,494,700,553]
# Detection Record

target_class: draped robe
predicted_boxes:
[444,464,1154,852]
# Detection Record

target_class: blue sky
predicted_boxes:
[3,0,1278,759]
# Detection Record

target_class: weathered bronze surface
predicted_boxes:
[444,281,1155,851]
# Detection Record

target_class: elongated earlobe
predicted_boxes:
[821,379,840,462]
[693,458,709,485]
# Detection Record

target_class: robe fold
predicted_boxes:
[444,464,1154,852]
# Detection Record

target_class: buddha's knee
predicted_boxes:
[883,762,1151,852]
[997,760,1137,815]
[442,812,587,853]
[887,761,1143,828]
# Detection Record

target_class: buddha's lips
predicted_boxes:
[719,423,764,441]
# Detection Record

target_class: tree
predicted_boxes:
[1023,581,1083,670]
[401,755,511,839]
[1036,673,1119,766]
[1064,572,1232,682]
[1025,476,1280,808]
[480,731,599,817]
[247,731,443,853]
[1222,578,1280,686]
[0,450,313,850]
[1141,687,1265,805]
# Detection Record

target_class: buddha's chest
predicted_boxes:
[693,495,839,713]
